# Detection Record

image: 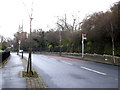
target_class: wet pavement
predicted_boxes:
[0,53,26,88]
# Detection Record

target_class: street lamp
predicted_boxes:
[59,28,62,56]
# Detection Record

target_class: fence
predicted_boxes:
[0,51,10,64]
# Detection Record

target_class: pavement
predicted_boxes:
[20,53,47,88]
[0,53,47,89]
[37,52,120,66]
[0,53,26,89]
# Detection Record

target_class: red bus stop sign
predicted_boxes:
[83,33,87,37]
[82,33,87,39]
[18,40,21,45]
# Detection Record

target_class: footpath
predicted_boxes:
[0,53,47,89]
[20,53,47,88]
[62,55,120,66]
[0,53,26,88]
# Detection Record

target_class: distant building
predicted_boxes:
[17,24,27,40]
[32,31,39,37]
[32,29,43,38]
[17,32,27,40]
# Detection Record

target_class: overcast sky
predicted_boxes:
[0,0,118,39]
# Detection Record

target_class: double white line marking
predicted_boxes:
[81,66,107,76]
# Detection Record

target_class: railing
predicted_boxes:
[0,51,10,64]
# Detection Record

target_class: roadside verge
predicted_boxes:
[34,52,120,66]
[19,55,48,88]
[62,55,120,66]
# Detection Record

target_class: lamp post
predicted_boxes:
[59,29,62,56]
[110,23,115,63]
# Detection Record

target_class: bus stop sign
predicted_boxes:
[18,40,21,45]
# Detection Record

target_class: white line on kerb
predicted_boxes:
[81,66,107,76]
[62,61,73,65]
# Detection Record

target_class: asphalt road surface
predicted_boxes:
[22,53,118,88]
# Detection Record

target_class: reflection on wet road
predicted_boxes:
[23,53,118,88]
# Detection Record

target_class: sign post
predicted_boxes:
[18,40,21,53]
[82,33,87,58]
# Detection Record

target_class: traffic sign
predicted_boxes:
[82,33,87,58]
[82,33,87,39]
[83,33,87,37]
[18,40,21,45]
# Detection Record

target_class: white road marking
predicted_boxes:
[81,66,107,76]
[62,61,73,65]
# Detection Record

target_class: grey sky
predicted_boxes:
[0,0,118,39]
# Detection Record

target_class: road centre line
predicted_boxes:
[81,66,107,76]
[62,61,73,65]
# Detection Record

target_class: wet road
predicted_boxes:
[22,53,118,88]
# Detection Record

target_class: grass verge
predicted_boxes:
[22,71,38,78]
[62,55,120,66]
[0,50,4,52]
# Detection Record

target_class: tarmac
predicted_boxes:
[0,53,47,89]
[1,52,119,89]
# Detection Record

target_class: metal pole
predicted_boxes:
[19,43,20,51]
[18,40,21,54]
[82,34,84,58]
[112,41,115,63]
[59,29,62,56]
[111,23,115,63]
[17,44,19,55]
[22,51,23,59]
